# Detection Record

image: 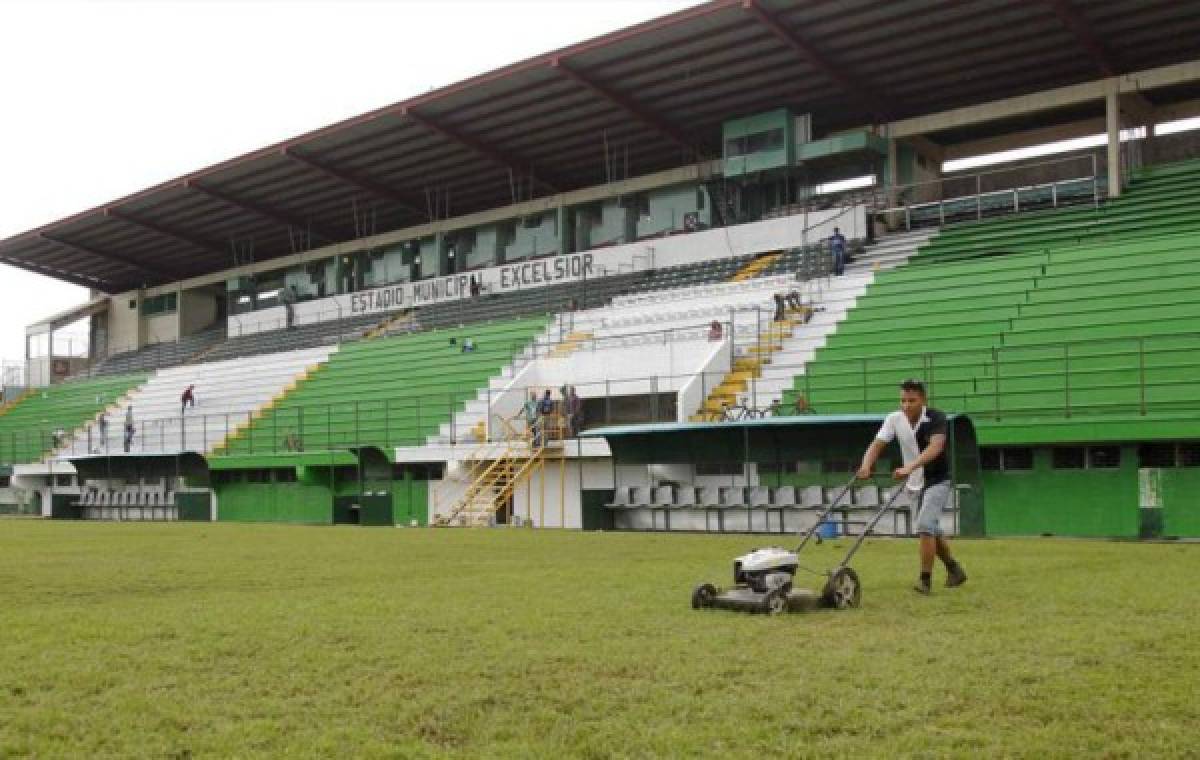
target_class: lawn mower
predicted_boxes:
[691,477,905,615]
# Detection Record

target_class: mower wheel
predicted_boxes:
[691,583,718,609]
[761,588,788,616]
[821,567,862,610]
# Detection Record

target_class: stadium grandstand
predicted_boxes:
[4,0,1200,539]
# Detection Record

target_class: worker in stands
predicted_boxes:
[829,227,847,276]
[181,384,196,415]
[856,379,967,595]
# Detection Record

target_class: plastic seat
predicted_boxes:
[606,486,632,508]
[772,486,796,507]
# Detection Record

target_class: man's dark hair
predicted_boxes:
[900,378,927,396]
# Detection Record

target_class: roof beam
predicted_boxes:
[741,0,892,122]
[1,255,107,291]
[39,231,175,281]
[403,109,564,194]
[549,57,697,156]
[184,180,346,245]
[104,208,226,257]
[280,147,430,220]
[882,59,1200,139]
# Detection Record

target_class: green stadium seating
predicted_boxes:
[217,316,548,455]
[0,374,147,464]
[781,157,1200,439]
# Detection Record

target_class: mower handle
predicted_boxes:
[793,475,859,554]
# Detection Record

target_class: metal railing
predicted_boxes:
[5,325,1192,464]
[873,154,1105,232]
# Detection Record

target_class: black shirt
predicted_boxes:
[915,407,950,486]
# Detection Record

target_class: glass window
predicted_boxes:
[1002,448,1033,470]
[1138,444,1176,468]
[1088,446,1121,469]
[1179,443,1200,467]
[980,448,1001,471]
[1052,447,1085,469]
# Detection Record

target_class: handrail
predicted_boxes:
[4,325,1194,464]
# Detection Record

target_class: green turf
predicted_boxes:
[1,523,1197,757]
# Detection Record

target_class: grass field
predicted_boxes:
[1,522,1197,758]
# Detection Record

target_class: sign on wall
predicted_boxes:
[228,205,865,336]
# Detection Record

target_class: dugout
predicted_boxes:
[581,414,984,536]
[66,452,212,521]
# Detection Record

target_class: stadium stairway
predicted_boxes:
[783,158,1200,439]
[218,315,550,455]
[725,230,934,410]
[60,346,336,457]
[0,374,148,465]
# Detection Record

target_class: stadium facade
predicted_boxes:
[2,0,1200,538]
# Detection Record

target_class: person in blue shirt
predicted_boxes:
[829,227,847,276]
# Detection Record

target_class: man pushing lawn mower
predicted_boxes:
[857,379,968,595]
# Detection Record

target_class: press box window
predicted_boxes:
[141,293,178,317]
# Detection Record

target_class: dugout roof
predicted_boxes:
[3,0,1196,293]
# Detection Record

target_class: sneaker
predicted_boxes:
[913,578,931,595]
[945,563,968,588]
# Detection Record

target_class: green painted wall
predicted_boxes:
[391,475,428,527]
[504,212,559,261]
[723,108,793,177]
[982,447,1139,537]
[637,184,709,238]
[216,482,331,524]
[1161,469,1200,537]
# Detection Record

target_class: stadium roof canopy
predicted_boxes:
[3,0,1197,293]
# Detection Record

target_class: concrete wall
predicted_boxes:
[179,288,218,335]
[144,313,179,345]
[106,291,142,356]
[637,184,709,238]
[504,212,559,262]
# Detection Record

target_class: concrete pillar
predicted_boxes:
[1106,89,1122,199]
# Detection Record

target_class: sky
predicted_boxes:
[0,0,702,362]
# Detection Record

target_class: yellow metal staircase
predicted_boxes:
[0,389,31,417]
[548,331,593,358]
[364,310,414,339]
[729,251,782,282]
[435,415,566,526]
[691,316,796,421]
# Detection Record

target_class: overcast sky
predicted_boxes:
[0,0,701,362]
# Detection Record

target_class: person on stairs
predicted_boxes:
[181,384,196,415]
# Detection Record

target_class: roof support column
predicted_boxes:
[1106,88,1122,199]
[886,138,898,206]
